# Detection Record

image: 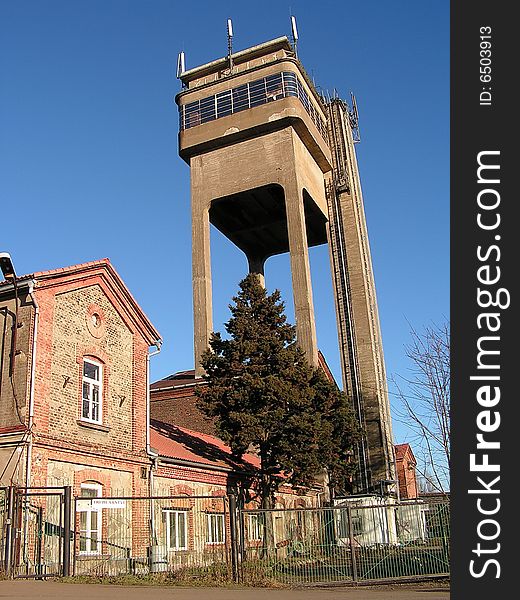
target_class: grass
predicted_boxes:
[59,564,286,588]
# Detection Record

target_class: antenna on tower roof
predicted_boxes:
[176,51,186,89]
[176,51,185,79]
[227,18,234,73]
[290,15,299,57]
[349,92,361,143]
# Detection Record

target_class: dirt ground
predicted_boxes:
[0,580,450,600]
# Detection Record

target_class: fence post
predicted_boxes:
[228,494,240,583]
[35,506,44,578]
[62,486,72,577]
[4,486,15,577]
[347,505,358,582]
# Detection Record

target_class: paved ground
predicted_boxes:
[0,580,450,600]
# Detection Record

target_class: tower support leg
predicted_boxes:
[247,255,266,288]
[192,160,213,378]
[284,179,319,367]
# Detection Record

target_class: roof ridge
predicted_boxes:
[0,258,112,285]
[32,258,110,279]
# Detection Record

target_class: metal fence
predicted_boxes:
[0,487,6,574]
[239,499,450,584]
[72,494,232,579]
[1,487,449,585]
[0,486,71,578]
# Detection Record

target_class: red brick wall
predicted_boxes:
[151,385,215,436]
[28,268,153,491]
[396,453,418,499]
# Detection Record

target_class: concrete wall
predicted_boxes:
[190,126,329,373]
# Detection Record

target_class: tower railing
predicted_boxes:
[179,71,328,140]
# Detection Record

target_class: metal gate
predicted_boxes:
[2,486,71,578]
[238,499,450,585]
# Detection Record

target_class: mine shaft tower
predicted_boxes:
[176,34,395,494]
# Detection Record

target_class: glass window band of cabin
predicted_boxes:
[179,71,327,141]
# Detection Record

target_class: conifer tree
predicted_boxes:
[196,274,360,508]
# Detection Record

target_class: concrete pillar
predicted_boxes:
[191,161,213,378]
[283,179,319,366]
[247,255,266,288]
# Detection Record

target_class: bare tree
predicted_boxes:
[393,321,450,494]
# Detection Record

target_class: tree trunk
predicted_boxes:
[260,473,275,559]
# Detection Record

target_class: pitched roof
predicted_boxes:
[394,443,416,463]
[318,350,337,385]
[152,350,338,392]
[150,420,260,472]
[150,369,198,390]
[1,258,161,346]
[150,390,216,437]
[0,258,109,286]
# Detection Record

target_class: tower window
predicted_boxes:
[265,73,283,101]
[232,85,249,112]
[179,71,327,141]
[216,90,232,118]
[199,96,216,124]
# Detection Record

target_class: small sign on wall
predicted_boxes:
[76,498,127,510]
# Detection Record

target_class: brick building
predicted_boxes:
[394,443,418,500]
[0,259,161,497]
[149,361,326,509]
[0,258,285,498]
[1,259,321,575]
[150,351,339,438]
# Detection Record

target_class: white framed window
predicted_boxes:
[82,359,102,423]
[164,510,188,550]
[78,483,102,554]
[206,513,225,544]
[247,513,262,541]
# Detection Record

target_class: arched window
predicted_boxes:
[82,358,103,423]
[78,482,102,554]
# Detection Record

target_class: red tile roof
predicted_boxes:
[0,258,161,345]
[317,350,336,384]
[150,369,198,390]
[394,443,416,463]
[150,421,260,472]
[0,258,111,286]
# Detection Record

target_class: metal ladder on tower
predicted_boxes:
[326,98,371,494]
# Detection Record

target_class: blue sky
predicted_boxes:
[0,1,449,444]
